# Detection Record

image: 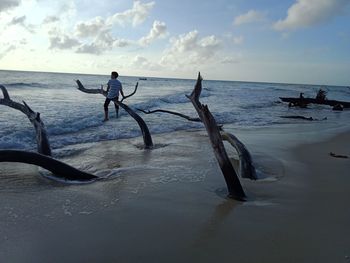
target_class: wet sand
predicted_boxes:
[0,128,349,262]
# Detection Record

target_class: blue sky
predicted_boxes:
[0,0,349,85]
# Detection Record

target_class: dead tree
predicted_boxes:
[0,85,51,156]
[138,109,256,180]
[187,73,246,200]
[76,80,153,149]
[0,150,97,181]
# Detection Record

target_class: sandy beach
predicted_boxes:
[0,127,349,263]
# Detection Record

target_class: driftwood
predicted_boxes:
[329,152,348,159]
[221,132,257,180]
[137,108,256,180]
[137,108,201,122]
[280,97,350,108]
[280,115,327,121]
[187,73,246,200]
[0,85,51,156]
[76,80,153,149]
[0,150,97,181]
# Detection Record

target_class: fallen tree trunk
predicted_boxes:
[280,97,350,108]
[0,85,52,156]
[187,73,246,200]
[0,150,97,181]
[76,80,153,149]
[280,115,327,121]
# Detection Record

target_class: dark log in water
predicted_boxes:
[0,150,97,181]
[137,108,202,122]
[75,80,153,149]
[187,73,246,201]
[0,85,52,156]
[280,97,350,108]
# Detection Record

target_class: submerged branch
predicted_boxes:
[0,150,97,181]
[137,108,202,122]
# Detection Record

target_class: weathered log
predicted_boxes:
[75,80,153,149]
[221,132,257,180]
[137,108,201,122]
[280,97,350,108]
[0,85,52,156]
[280,115,327,121]
[187,73,246,200]
[0,150,97,181]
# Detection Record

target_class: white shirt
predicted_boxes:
[107,79,122,99]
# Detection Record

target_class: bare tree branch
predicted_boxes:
[221,132,257,180]
[137,108,202,122]
[187,73,246,200]
[75,80,153,149]
[0,85,52,156]
[121,82,138,103]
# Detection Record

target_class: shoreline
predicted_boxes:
[0,128,349,262]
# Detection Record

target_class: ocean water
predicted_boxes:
[0,69,350,153]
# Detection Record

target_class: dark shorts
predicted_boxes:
[104,97,119,111]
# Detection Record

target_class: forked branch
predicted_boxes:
[187,73,246,200]
[76,80,153,149]
[0,85,51,156]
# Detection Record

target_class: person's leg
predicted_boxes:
[103,98,111,121]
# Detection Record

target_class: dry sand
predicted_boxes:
[0,128,349,262]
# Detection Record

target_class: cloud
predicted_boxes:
[131,55,160,70]
[233,10,266,26]
[139,20,167,46]
[42,15,60,24]
[49,32,81,50]
[0,0,21,13]
[233,35,244,45]
[0,44,16,60]
[160,30,221,68]
[221,54,242,64]
[274,0,350,31]
[106,1,155,27]
[75,17,107,38]
[7,15,36,33]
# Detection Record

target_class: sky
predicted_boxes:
[0,0,349,85]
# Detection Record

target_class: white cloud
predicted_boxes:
[160,30,221,69]
[274,0,350,31]
[233,35,244,45]
[233,10,266,26]
[7,15,36,33]
[0,0,21,13]
[106,1,155,27]
[75,17,107,38]
[49,29,81,50]
[42,15,60,24]
[131,55,160,70]
[0,44,16,60]
[139,20,167,46]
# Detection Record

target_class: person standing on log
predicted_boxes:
[103,71,124,121]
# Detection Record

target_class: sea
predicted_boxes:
[1,69,350,153]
